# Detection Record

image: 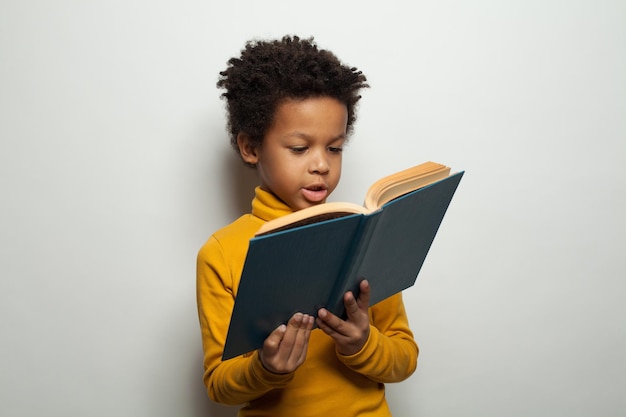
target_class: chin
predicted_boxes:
[304,200,326,209]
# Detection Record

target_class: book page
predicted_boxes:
[364,162,451,210]
[256,201,367,236]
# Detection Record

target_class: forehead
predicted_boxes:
[270,97,348,135]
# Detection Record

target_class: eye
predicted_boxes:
[328,146,343,154]
[289,146,308,154]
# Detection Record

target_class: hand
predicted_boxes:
[259,312,314,374]
[316,279,371,356]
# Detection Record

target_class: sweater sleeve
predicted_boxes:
[196,235,294,404]
[337,293,419,383]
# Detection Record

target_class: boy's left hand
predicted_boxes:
[316,279,371,356]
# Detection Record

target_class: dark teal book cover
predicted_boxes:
[222,171,464,360]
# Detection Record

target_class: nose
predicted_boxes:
[309,149,330,175]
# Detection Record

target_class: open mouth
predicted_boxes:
[302,185,328,202]
[307,185,326,192]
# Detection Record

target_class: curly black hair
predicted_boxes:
[217,35,369,163]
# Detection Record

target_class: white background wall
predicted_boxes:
[1,1,624,416]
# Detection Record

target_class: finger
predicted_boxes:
[357,279,371,309]
[291,313,312,342]
[293,314,314,363]
[262,323,286,355]
[260,313,313,373]
[315,310,331,333]
[279,312,304,356]
[317,307,348,336]
[344,290,361,319]
[280,313,312,367]
[301,313,314,333]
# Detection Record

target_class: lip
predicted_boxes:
[301,184,328,203]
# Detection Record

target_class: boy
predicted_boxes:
[197,35,418,417]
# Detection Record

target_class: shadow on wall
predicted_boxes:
[223,149,258,219]
[191,148,258,417]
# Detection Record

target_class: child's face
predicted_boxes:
[241,96,348,211]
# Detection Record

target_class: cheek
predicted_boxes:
[334,156,343,174]
[275,156,305,175]
[259,155,300,183]
[328,160,342,190]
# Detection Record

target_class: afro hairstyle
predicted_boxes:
[217,35,369,165]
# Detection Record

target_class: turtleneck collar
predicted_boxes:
[251,187,294,222]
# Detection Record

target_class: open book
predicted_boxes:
[256,161,453,235]
[222,161,464,360]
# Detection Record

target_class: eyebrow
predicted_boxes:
[282,131,347,142]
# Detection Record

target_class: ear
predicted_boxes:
[236,133,259,165]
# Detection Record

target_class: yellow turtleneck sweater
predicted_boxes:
[196,187,418,417]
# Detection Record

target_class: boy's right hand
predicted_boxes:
[259,312,314,374]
